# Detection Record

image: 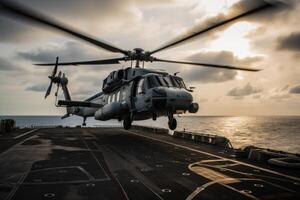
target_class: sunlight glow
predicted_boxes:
[235,71,245,80]
[207,22,258,57]
[192,0,239,16]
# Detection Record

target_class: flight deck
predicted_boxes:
[0,127,299,200]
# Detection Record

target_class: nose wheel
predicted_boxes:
[168,116,177,130]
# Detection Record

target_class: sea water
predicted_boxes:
[1,115,299,154]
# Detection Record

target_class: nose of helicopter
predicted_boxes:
[152,87,193,111]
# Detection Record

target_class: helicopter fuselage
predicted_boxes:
[66,68,198,129]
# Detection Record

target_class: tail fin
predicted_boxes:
[60,73,72,117]
[60,73,71,101]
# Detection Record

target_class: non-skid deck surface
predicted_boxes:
[0,128,299,200]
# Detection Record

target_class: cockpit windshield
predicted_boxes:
[146,75,187,89]
[163,76,174,87]
[173,76,186,89]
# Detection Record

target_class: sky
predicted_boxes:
[0,0,300,116]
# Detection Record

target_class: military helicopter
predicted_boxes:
[0,0,285,130]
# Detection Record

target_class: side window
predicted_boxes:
[147,76,156,89]
[122,90,126,101]
[137,78,144,94]
[164,76,174,87]
[116,91,120,102]
[107,95,111,103]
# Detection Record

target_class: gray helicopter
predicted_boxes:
[0,0,285,130]
[42,56,200,130]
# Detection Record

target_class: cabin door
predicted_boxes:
[134,78,146,112]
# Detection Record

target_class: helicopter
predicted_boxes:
[0,0,285,130]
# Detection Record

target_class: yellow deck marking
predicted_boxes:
[126,130,300,182]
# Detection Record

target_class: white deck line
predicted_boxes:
[13,129,38,139]
[126,130,300,182]
[80,135,110,180]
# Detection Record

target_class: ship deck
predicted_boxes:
[0,127,299,200]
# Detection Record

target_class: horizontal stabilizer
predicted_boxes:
[61,113,70,119]
[58,100,103,108]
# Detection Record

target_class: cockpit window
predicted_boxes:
[157,77,168,87]
[146,75,187,89]
[173,77,186,89]
[137,78,145,94]
[163,76,174,87]
[155,76,162,86]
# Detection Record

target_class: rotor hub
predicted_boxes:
[126,48,153,62]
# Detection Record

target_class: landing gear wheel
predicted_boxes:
[168,118,177,130]
[123,117,132,130]
[152,113,157,121]
[82,117,87,127]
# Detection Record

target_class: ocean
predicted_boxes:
[1,115,299,154]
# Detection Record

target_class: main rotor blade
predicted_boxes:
[0,1,128,55]
[35,57,125,66]
[150,0,279,55]
[153,58,261,72]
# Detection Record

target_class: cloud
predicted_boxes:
[289,84,300,94]
[234,0,293,23]
[269,93,290,100]
[170,0,291,48]
[227,83,262,97]
[281,84,289,91]
[198,98,208,103]
[182,51,262,83]
[0,0,175,43]
[25,81,95,100]
[0,57,20,71]
[0,17,40,42]
[277,32,300,52]
[247,1,299,52]
[72,91,97,100]
[253,94,261,99]
[17,41,101,63]
[26,84,47,92]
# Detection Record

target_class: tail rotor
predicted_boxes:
[45,57,59,99]
[54,71,62,97]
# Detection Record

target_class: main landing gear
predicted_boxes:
[168,115,177,130]
[152,113,157,121]
[82,117,87,126]
[123,115,132,130]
